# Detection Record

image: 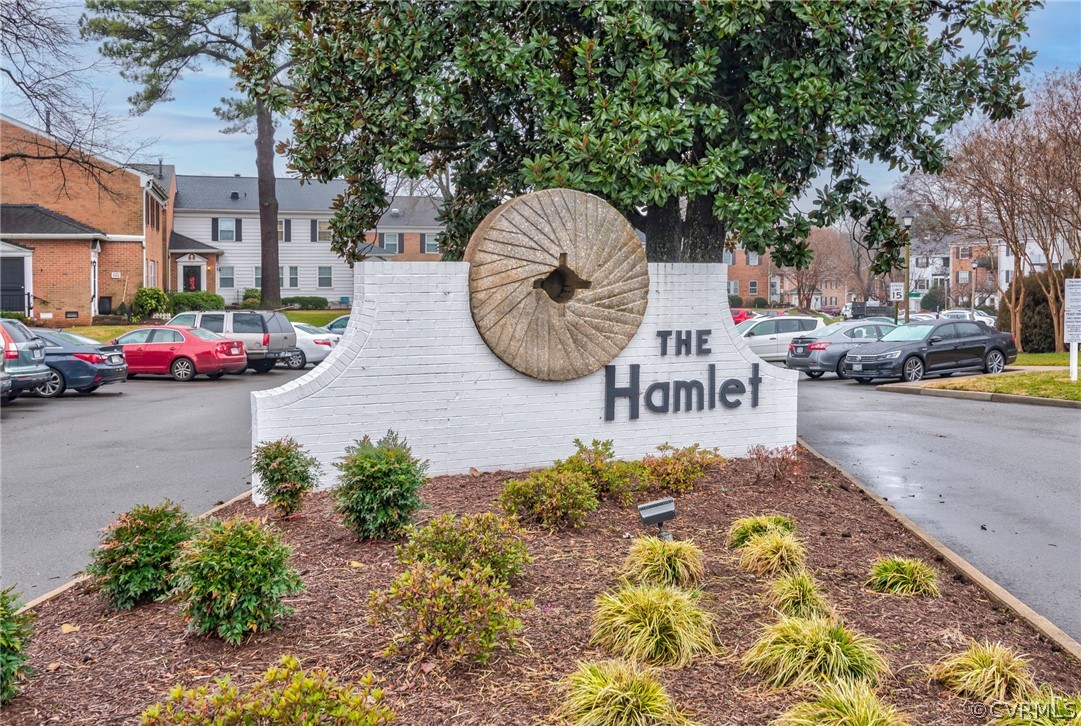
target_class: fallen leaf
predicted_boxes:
[60,623,80,634]
[349,561,363,568]
[469,467,481,476]
[46,662,61,671]
[420,661,436,674]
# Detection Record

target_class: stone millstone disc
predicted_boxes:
[464,189,649,381]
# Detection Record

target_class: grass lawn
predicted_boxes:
[283,310,343,326]
[927,371,1081,401]
[58,311,344,341]
[65,325,139,342]
[1014,351,1071,366]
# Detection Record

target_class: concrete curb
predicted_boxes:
[876,382,1081,409]
[799,437,1081,661]
[15,489,254,616]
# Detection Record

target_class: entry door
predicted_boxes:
[182,265,202,292]
[0,258,26,313]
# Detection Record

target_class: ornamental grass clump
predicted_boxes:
[171,516,303,645]
[0,587,34,706]
[865,557,940,597]
[765,570,835,619]
[141,654,394,725]
[553,438,647,506]
[334,430,427,539]
[396,512,531,583]
[621,536,706,588]
[84,501,196,611]
[499,467,598,529]
[370,560,529,664]
[559,659,693,726]
[775,680,911,726]
[251,437,322,517]
[742,615,889,688]
[991,688,1081,725]
[738,530,807,576]
[641,443,723,496]
[592,584,716,667]
[928,640,1037,704]
[727,514,797,549]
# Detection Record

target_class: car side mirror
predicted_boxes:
[929,336,942,344]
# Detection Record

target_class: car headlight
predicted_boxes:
[882,350,902,359]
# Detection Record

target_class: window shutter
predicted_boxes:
[284,219,291,242]
[311,220,318,241]
[211,218,219,241]
[235,219,243,242]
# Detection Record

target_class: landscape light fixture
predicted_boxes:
[637,497,676,541]
[902,210,914,230]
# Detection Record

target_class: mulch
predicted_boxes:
[4,449,1079,724]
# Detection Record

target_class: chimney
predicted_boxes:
[234,173,241,177]
[157,158,163,179]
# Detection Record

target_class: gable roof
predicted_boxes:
[169,232,223,255]
[0,204,105,236]
[130,162,177,192]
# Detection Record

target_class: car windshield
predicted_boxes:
[52,331,102,346]
[188,328,223,340]
[734,320,757,334]
[296,323,328,335]
[880,324,935,342]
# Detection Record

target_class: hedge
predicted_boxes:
[282,296,329,310]
[169,292,225,313]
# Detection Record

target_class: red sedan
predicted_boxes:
[111,326,247,381]
[731,308,757,324]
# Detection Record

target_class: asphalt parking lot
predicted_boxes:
[0,368,305,600]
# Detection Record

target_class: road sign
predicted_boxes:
[1065,279,1081,344]
[888,282,904,302]
[908,292,921,298]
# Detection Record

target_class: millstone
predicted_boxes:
[464,189,649,381]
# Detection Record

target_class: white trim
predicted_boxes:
[177,255,208,293]
[91,247,100,317]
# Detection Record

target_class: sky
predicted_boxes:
[5,1,1080,193]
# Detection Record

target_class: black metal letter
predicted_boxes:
[605,364,640,421]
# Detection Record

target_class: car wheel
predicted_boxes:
[2,392,17,404]
[901,356,925,382]
[206,372,225,380]
[855,377,874,384]
[251,360,276,374]
[836,356,848,379]
[75,385,100,394]
[805,371,824,379]
[285,350,307,370]
[171,357,196,382]
[36,369,66,398]
[983,349,1006,374]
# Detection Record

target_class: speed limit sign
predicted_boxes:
[888,282,904,302]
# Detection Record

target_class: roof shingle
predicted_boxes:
[0,204,105,236]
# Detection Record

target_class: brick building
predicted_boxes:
[721,249,773,305]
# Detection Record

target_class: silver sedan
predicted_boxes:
[282,323,341,369]
[785,320,897,379]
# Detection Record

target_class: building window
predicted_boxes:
[916,279,929,291]
[254,266,261,288]
[958,246,971,259]
[218,218,236,242]
[1004,270,1012,284]
[829,296,837,305]
[423,233,440,254]
[219,266,234,288]
[288,266,299,288]
[147,260,157,288]
[957,271,970,284]
[746,251,760,266]
[277,219,292,242]
[727,280,739,295]
[379,232,400,254]
[915,257,927,268]
[749,280,758,296]
[316,220,332,242]
[722,251,735,265]
[318,266,332,288]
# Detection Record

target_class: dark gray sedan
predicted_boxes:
[785,321,897,379]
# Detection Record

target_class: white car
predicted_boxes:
[282,323,340,369]
[940,309,997,328]
[735,315,826,361]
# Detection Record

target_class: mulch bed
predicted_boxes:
[4,449,1079,724]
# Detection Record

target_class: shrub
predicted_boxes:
[84,501,196,610]
[240,297,261,310]
[0,587,34,706]
[559,659,692,726]
[746,444,803,485]
[0,311,29,323]
[553,438,646,505]
[621,536,706,588]
[168,291,225,313]
[775,681,911,726]
[727,514,797,549]
[252,437,322,517]
[865,557,940,597]
[641,443,723,496]
[334,431,427,539]
[928,640,1037,704]
[133,287,170,319]
[742,615,889,687]
[396,512,531,583]
[172,516,303,645]
[991,688,1081,725]
[242,288,262,304]
[920,286,946,312]
[498,467,597,529]
[753,296,769,309]
[728,294,744,308]
[592,584,716,667]
[369,560,528,664]
[766,570,835,619]
[282,295,329,310]
[996,264,1076,353]
[738,530,807,576]
[141,654,394,725]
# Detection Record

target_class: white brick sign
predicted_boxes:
[251,261,798,500]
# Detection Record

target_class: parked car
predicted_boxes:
[166,310,296,373]
[0,319,50,403]
[282,323,340,369]
[909,313,938,321]
[819,306,842,317]
[755,310,784,318]
[940,309,997,328]
[325,314,350,334]
[29,328,127,397]
[785,320,897,379]
[111,326,247,381]
[843,320,1016,383]
[735,315,826,361]
[730,308,757,324]
[862,316,900,324]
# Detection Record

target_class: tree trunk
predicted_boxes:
[682,195,726,262]
[635,199,682,262]
[255,98,280,308]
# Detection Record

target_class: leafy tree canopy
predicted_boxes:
[245,0,1036,269]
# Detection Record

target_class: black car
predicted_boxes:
[30,328,128,397]
[843,320,1017,383]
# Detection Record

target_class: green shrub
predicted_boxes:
[727,514,797,549]
[141,654,394,725]
[592,584,716,667]
[991,688,1081,725]
[559,659,692,726]
[0,311,29,323]
[282,296,329,310]
[996,264,1076,353]
[242,288,262,304]
[742,615,889,687]
[621,536,706,588]
[252,437,322,517]
[775,680,911,726]
[865,557,939,597]
[552,438,646,505]
[133,287,170,319]
[753,296,769,309]
[333,430,427,539]
[928,640,1037,704]
[370,560,528,664]
[766,570,835,619]
[920,286,946,312]
[498,467,598,529]
[0,587,34,706]
[171,516,303,645]
[641,443,723,496]
[168,291,225,313]
[397,512,530,583]
[84,501,196,610]
[738,530,807,576]
[240,297,261,310]
[728,294,744,308]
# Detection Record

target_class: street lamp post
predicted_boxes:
[902,210,914,324]
[970,259,979,312]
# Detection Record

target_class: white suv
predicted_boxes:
[735,316,826,361]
